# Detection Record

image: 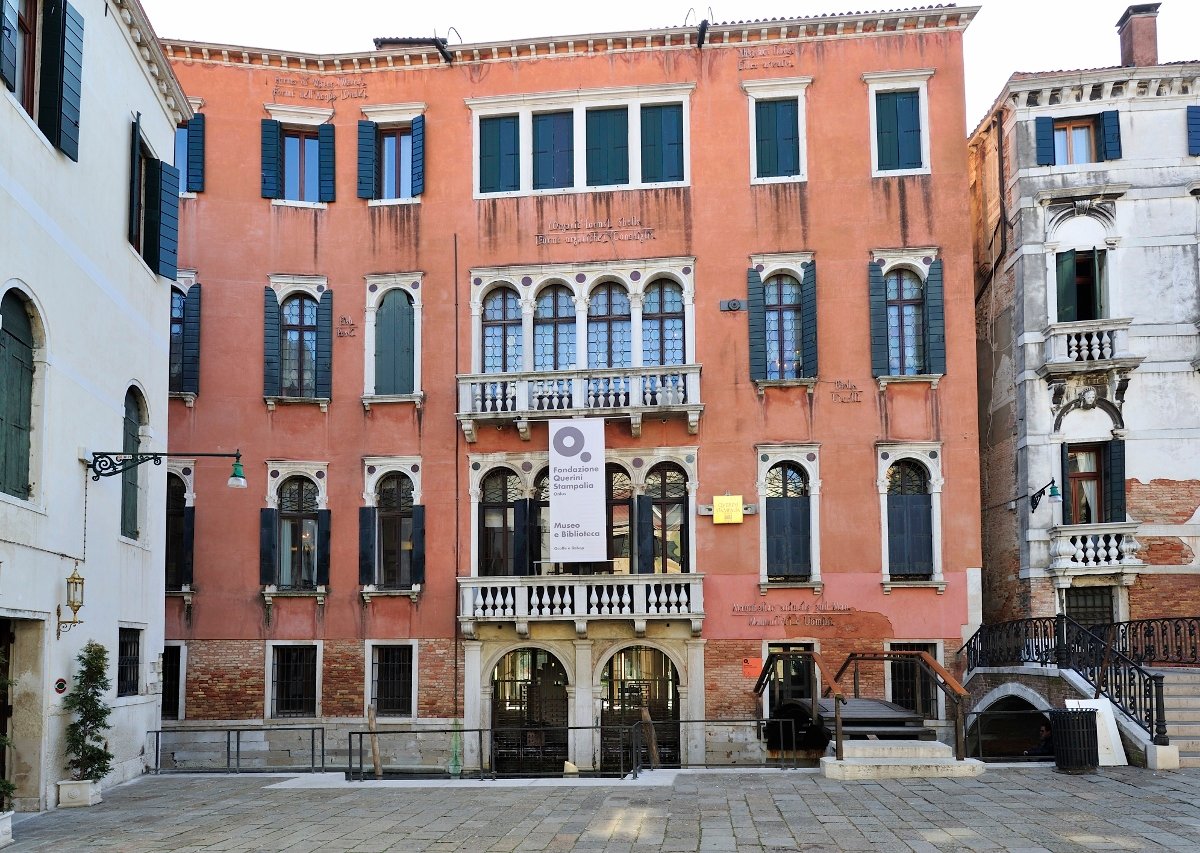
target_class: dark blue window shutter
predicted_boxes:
[410,114,425,196]
[875,92,899,171]
[800,262,818,378]
[533,111,573,189]
[747,268,767,381]
[586,107,628,186]
[755,99,778,178]
[1098,110,1122,161]
[142,160,166,273]
[261,119,283,198]
[1103,439,1126,523]
[357,120,378,199]
[260,508,278,585]
[154,162,180,279]
[358,506,376,585]
[180,506,195,587]
[128,115,142,245]
[316,509,331,586]
[896,91,922,169]
[186,114,205,192]
[0,1,17,92]
[375,290,415,395]
[263,287,280,396]
[411,505,426,585]
[924,259,945,375]
[641,106,663,183]
[1188,106,1200,157]
[1060,443,1073,526]
[317,123,335,202]
[36,1,83,161]
[766,496,810,577]
[181,283,201,394]
[889,494,932,576]
[869,262,889,376]
[641,104,683,183]
[1035,116,1056,165]
[513,498,533,576]
[635,495,654,574]
[315,290,333,398]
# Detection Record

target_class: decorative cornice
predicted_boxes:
[109,0,191,125]
[1006,66,1200,113]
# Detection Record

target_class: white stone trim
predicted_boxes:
[749,252,815,282]
[264,461,330,509]
[742,77,812,185]
[863,69,934,178]
[870,248,938,279]
[363,273,423,398]
[264,641,324,719]
[755,444,822,587]
[876,442,944,584]
[174,269,198,295]
[362,457,423,506]
[361,102,426,124]
[166,460,196,508]
[267,274,328,302]
[364,639,419,719]
[263,103,334,126]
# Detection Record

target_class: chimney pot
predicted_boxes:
[1116,3,1161,67]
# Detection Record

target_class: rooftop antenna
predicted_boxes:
[683,8,696,26]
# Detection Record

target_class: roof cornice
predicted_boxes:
[109,0,191,125]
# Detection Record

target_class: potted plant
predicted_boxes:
[58,641,113,807]
[0,649,16,846]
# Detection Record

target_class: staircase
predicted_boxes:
[820,739,985,780]
[808,698,937,740]
[1159,669,1200,767]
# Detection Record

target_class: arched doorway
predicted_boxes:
[966,696,1051,761]
[490,648,569,774]
[600,646,680,770]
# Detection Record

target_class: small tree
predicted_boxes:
[0,649,16,811]
[62,641,113,782]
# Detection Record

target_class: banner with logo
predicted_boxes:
[548,419,606,562]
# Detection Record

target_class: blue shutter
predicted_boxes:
[1098,110,1122,161]
[641,105,663,183]
[128,115,142,244]
[262,287,280,396]
[533,111,572,189]
[0,1,16,92]
[1060,444,1073,526]
[896,91,922,169]
[155,162,180,279]
[186,114,206,193]
[641,104,683,183]
[513,498,532,576]
[1188,106,1200,157]
[357,120,378,199]
[317,123,335,202]
[800,262,818,378]
[259,508,278,585]
[868,262,889,376]
[358,506,376,585]
[924,259,945,375]
[410,114,425,196]
[316,509,331,586]
[1056,250,1077,322]
[586,107,628,186]
[1103,440,1126,523]
[766,496,810,578]
[479,115,519,193]
[875,92,899,171]
[411,504,426,585]
[776,98,800,177]
[181,283,201,395]
[261,119,283,198]
[1035,116,1056,165]
[636,496,654,574]
[755,99,779,178]
[315,290,333,398]
[747,268,767,381]
[36,1,83,161]
[889,494,932,577]
[180,506,195,587]
[375,290,414,395]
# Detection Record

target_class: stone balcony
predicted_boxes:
[1038,318,1143,381]
[458,574,705,638]
[1049,522,1144,582]
[456,364,703,441]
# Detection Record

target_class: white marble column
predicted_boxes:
[571,640,595,769]
[462,641,482,771]
[684,639,706,766]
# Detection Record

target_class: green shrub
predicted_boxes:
[62,641,113,782]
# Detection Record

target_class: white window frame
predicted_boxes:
[264,105,333,210]
[265,640,323,720]
[364,640,419,719]
[362,273,423,405]
[119,388,154,550]
[883,639,945,721]
[361,102,426,207]
[863,69,934,178]
[163,640,188,720]
[468,83,694,199]
[755,444,821,590]
[877,441,944,591]
[264,461,330,510]
[742,77,812,185]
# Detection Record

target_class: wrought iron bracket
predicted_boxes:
[89,452,164,480]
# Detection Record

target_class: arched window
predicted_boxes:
[479,468,522,576]
[0,291,34,499]
[644,463,688,573]
[376,473,415,588]
[885,269,925,375]
[165,474,188,591]
[642,280,685,367]
[121,389,144,539]
[886,460,932,578]
[764,274,802,379]
[278,477,319,589]
[169,288,185,392]
[765,462,811,579]
[533,285,576,371]
[587,283,631,369]
[375,289,415,395]
[482,288,522,373]
[281,294,318,397]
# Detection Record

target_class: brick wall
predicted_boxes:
[1128,479,1200,526]
[964,670,1090,715]
[323,640,364,717]
[185,640,265,720]
[704,640,760,718]
[1138,537,1195,567]
[416,639,460,719]
[1129,576,1200,619]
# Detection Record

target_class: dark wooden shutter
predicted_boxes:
[317,123,335,202]
[180,506,195,587]
[889,494,932,577]
[358,506,376,586]
[181,283,201,394]
[869,262,890,376]
[411,505,426,585]
[153,162,180,279]
[356,120,377,199]
[316,509,331,586]
[128,116,142,244]
[924,259,945,374]
[186,113,205,192]
[747,268,767,381]
[533,111,572,189]
[261,119,283,198]
[260,508,278,585]
[766,496,810,578]
[143,161,164,271]
[479,115,519,193]
[641,104,683,183]
[1060,443,1073,526]
[513,498,532,576]
[0,293,34,499]
[896,91,922,169]
[1056,250,1077,322]
[410,114,425,196]
[1098,110,1122,161]
[1103,439,1126,523]
[375,290,415,395]
[315,290,333,398]
[262,287,280,396]
[1189,106,1200,157]
[800,262,818,378]
[635,495,654,574]
[875,91,899,171]
[0,0,16,92]
[1035,116,1056,166]
[586,107,628,186]
[755,99,778,178]
[641,105,663,183]
[37,0,83,161]
[777,98,800,176]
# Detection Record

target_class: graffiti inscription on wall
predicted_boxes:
[737,45,797,72]
[272,75,368,103]
[830,379,863,403]
[535,215,655,247]
[732,599,851,628]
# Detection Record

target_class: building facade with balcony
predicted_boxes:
[971,4,1200,626]
[161,4,982,771]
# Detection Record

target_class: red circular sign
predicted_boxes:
[54,678,67,694]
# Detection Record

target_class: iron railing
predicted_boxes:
[962,615,1169,745]
[1091,617,1200,666]
[151,726,325,774]
[752,649,846,760]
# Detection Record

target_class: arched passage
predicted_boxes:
[966,695,1051,761]
[490,647,569,773]
[599,645,681,770]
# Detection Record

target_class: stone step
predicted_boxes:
[1181,756,1200,768]
[1164,723,1200,737]
[1162,696,1200,709]
[820,755,985,780]
[1158,673,1200,684]
[1163,737,1200,752]
[837,739,954,760]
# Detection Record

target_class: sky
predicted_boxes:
[138,1,1200,129]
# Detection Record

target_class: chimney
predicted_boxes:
[1116,3,1161,67]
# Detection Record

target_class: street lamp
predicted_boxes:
[1030,479,1062,513]
[88,449,248,488]
[56,565,85,639]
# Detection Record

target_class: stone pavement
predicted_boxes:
[9,765,1200,852]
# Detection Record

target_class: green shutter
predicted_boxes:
[586,107,628,186]
[317,123,335,202]
[0,1,16,92]
[315,290,333,398]
[152,162,180,279]
[896,91,922,169]
[1188,106,1200,157]
[868,262,890,376]
[755,99,779,178]
[924,259,945,374]
[128,116,142,245]
[261,119,283,198]
[766,496,811,577]
[37,1,83,161]
[259,508,278,585]
[121,392,140,539]
[186,114,206,193]
[411,505,426,586]
[533,111,572,189]
[357,120,378,199]
[263,287,280,396]
[800,262,818,378]
[1103,440,1126,523]
[1035,116,1056,165]
[875,92,899,171]
[181,283,201,394]
[641,103,683,183]
[1056,250,1077,322]
[479,115,519,193]
[0,293,34,499]
[375,289,415,395]
[747,268,767,381]
[410,114,425,196]
[1098,110,1122,161]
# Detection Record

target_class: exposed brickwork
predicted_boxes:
[1128,576,1200,620]
[704,640,760,718]
[1139,537,1195,567]
[417,639,461,719]
[185,640,265,720]
[964,670,1090,715]
[322,640,364,717]
[1127,479,1200,526]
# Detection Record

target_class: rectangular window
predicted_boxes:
[2,0,84,159]
[1055,249,1105,323]
[371,645,414,717]
[533,111,573,190]
[271,645,317,718]
[889,643,938,718]
[284,129,320,202]
[479,115,520,193]
[117,628,141,697]
[129,118,181,279]
[640,103,684,183]
[875,90,923,171]
[1066,444,1103,524]
[1036,112,1121,166]
[1054,118,1095,165]
[380,128,413,199]
[162,645,182,720]
[754,98,801,179]
[585,107,628,187]
[1065,586,1114,626]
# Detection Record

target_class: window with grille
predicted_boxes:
[479,469,521,576]
[1066,586,1114,627]
[278,477,319,589]
[117,628,141,697]
[534,285,577,371]
[280,295,318,398]
[372,645,414,717]
[376,473,414,588]
[271,645,317,718]
[889,642,938,718]
[641,280,685,367]
[482,288,522,373]
[885,269,925,375]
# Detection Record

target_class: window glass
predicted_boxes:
[283,131,319,202]
[278,477,319,589]
[174,126,190,193]
[165,474,187,591]
[587,284,631,369]
[169,289,185,392]
[281,295,318,397]
[885,269,925,375]
[766,462,809,498]
[380,129,413,199]
[372,645,414,716]
[534,285,576,371]
[765,275,802,379]
[645,463,688,574]
[121,390,142,539]
[642,281,685,367]
[1068,447,1101,524]
[480,469,521,576]
[377,473,415,588]
[482,288,523,373]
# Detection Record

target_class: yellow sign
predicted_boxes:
[712,495,744,524]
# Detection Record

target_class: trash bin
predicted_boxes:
[1049,708,1099,774]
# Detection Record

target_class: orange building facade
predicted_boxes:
[161,5,983,770]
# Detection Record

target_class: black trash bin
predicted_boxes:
[1049,708,1099,774]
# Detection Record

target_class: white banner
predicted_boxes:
[548,419,606,562]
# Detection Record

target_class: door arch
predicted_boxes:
[599,645,681,769]
[490,648,569,773]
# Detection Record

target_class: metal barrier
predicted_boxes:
[964,708,1054,762]
[151,726,325,774]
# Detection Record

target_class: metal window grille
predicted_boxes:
[889,643,938,718]
[272,646,317,718]
[1065,586,1115,628]
[372,645,413,717]
[117,628,141,697]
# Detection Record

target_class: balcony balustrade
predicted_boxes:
[1039,319,1142,380]
[458,573,705,638]
[1049,522,1143,573]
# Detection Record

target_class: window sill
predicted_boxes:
[271,199,328,210]
[751,174,808,186]
[361,392,424,411]
[3,90,58,156]
[265,396,330,413]
[876,373,942,389]
[367,197,420,207]
[119,534,149,551]
[754,378,817,393]
[0,490,45,515]
[179,191,198,200]
[872,166,931,179]
[474,181,688,200]
[760,580,823,595]
[361,584,422,605]
[881,579,945,595]
[126,242,160,282]
[169,391,197,408]
[262,585,328,625]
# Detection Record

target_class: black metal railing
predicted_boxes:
[151,726,325,774]
[1090,617,1200,666]
[962,615,1169,745]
